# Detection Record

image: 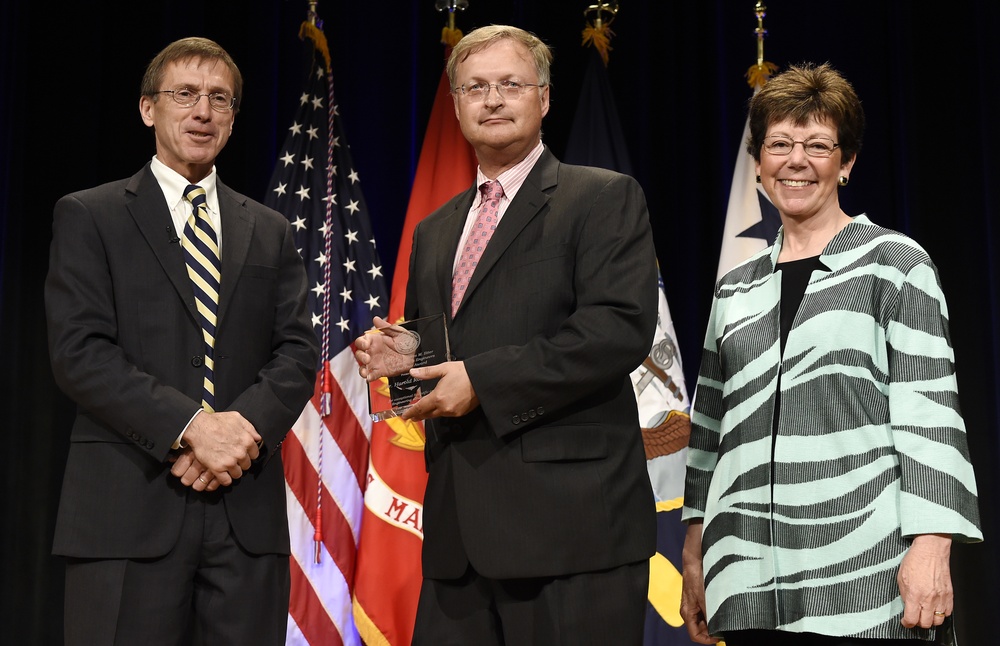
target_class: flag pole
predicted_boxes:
[746,2,777,89]
[716,3,781,279]
[294,1,335,564]
[754,1,766,67]
[435,0,469,47]
[582,1,619,66]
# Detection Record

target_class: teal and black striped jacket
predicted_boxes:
[683,214,982,640]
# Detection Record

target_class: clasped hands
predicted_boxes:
[169,410,261,492]
[354,316,479,420]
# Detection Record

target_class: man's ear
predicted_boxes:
[139,96,155,127]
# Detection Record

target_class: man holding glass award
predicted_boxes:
[355,25,659,646]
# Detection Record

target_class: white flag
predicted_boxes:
[716,104,781,280]
[632,269,690,504]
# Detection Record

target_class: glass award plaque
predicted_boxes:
[366,313,450,422]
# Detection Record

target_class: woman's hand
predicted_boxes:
[680,521,721,644]
[898,533,953,629]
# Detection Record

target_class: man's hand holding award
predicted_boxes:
[356,313,450,421]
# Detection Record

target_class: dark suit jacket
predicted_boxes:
[405,148,658,580]
[45,163,318,558]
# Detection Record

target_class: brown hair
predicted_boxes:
[747,62,864,163]
[447,25,553,90]
[140,37,243,113]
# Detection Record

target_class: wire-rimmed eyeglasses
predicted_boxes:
[453,80,544,102]
[762,135,839,158]
[155,87,238,112]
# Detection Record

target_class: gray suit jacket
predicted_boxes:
[405,148,658,579]
[45,163,318,558]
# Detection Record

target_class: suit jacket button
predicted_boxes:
[511,415,521,425]
[528,409,536,418]
[537,407,545,416]
[191,355,203,367]
[520,412,529,422]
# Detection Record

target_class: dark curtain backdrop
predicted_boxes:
[2,1,997,643]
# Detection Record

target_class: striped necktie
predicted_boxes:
[182,184,221,412]
[451,180,503,316]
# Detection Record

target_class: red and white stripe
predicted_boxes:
[284,346,371,645]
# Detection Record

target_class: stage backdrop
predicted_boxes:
[2,1,997,643]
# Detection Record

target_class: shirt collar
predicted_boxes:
[474,141,545,206]
[149,155,219,213]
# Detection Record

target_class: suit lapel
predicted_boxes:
[456,150,557,317]
[435,188,477,323]
[124,164,198,323]
[216,182,254,325]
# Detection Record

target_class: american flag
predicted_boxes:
[264,24,387,646]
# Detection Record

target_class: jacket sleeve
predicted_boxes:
[888,259,982,541]
[45,192,202,460]
[463,172,658,436]
[682,286,724,521]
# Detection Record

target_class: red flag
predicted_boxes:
[387,53,478,322]
[352,40,477,646]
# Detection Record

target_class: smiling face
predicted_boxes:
[139,57,236,183]
[452,38,549,173]
[756,116,856,224]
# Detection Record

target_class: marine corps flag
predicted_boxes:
[564,12,692,644]
[386,33,478,320]
[264,18,388,646]
[352,24,476,646]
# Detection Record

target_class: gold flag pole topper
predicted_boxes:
[300,1,331,72]
[582,1,619,66]
[746,1,778,88]
[435,1,469,48]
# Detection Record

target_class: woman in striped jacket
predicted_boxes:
[679,63,982,646]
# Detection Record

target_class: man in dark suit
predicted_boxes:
[355,25,657,645]
[44,37,318,645]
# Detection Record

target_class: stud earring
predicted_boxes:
[755,175,762,184]
[838,176,849,187]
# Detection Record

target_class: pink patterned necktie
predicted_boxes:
[451,180,504,316]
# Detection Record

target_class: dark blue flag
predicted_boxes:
[565,45,693,646]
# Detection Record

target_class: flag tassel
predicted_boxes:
[319,360,333,416]
[581,23,613,66]
[316,360,330,565]
[581,1,619,67]
[313,505,323,564]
